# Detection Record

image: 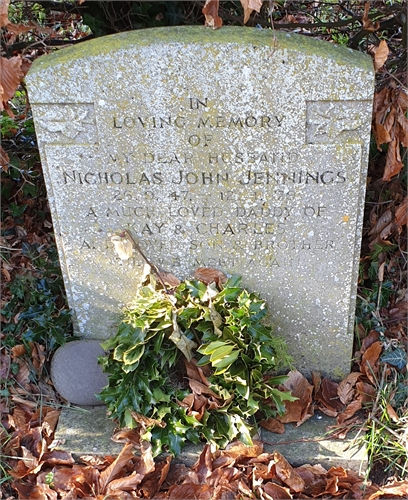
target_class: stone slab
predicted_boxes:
[26,26,374,378]
[51,340,107,405]
[54,406,123,457]
[54,408,366,473]
[261,413,367,474]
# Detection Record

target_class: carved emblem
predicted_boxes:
[306,100,371,144]
[34,103,98,144]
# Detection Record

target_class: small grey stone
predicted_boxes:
[51,340,108,406]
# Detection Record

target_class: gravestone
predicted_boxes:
[26,26,374,378]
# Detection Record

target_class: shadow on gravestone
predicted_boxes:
[26,26,373,461]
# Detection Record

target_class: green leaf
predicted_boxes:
[381,348,407,370]
[213,350,239,370]
[210,344,236,362]
[198,340,226,355]
[123,344,145,365]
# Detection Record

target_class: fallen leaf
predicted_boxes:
[274,452,305,492]
[0,56,24,112]
[395,197,408,228]
[260,417,285,434]
[277,370,314,425]
[337,399,362,425]
[98,442,135,493]
[224,440,263,459]
[194,267,227,286]
[362,2,380,32]
[106,471,146,493]
[202,0,223,29]
[169,310,197,361]
[337,372,362,405]
[0,0,9,26]
[11,344,27,359]
[374,40,390,71]
[158,270,181,287]
[0,145,9,171]
[361,341,382,384]
[397,114,408,147]
[130,411,166,430]
[315,378,343,415]
[168,482,212,499]
[386,402,399,423]
[373,122,391,149]
[367,479,408,499]
[263,481,292,498]
[240,0,263,24]
[356,381,376,404]
[383,139,404,181]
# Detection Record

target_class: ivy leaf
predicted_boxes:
[381,348,407,369]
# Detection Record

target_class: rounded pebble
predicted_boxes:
[51,340,108,406]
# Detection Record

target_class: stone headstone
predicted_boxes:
[26,27,374,378]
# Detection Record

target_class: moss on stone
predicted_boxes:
[28,26,373,77]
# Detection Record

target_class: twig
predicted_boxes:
[122,230,168,292]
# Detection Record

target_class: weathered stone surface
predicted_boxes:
[51,340,107,405]
[55,408,367,473]
[54,406,123,457]
[26,27,374,377]
[261,413,367,473]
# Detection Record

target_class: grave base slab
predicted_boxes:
[54,408,367,473]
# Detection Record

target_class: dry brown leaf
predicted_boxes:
[356,381,374,410]
[98,442,135,493]
[189,378,221,399]
[374,40,390,71]
[383,139,404,181]
[395,197,408,228]
[158,270,181,287]
[274,452,305,492]
[373,122,392,149]
[11,344,27,359]
[362,2,380,32]
[320,378,343,413]
[168,483,212,499]
[106,472,146,493]
[0,56,24,112]
[367,479,408,499]
[260,417,285,434]
[202,0,223,29]
[337,399,362,425]
[397,114,408,147]
[368,209,393,236]
[169,313,197,361]
[0,145,9,171]
[0,0,9,26]
[223,440,263,459]
[277,370,314,425]
[263,481,292,498]
[31,342,46,374]
[42,409,61,437]
[337,372,362,405]
[130,410,166,429]
[361,330,381,352]
[361,341,382,384]
[240,0,263,24]
[386,402,399,423]
[194,267,227,286]
[185,358,211,386]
